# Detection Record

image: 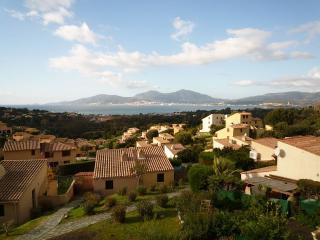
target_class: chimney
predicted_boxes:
[0,164,6,179]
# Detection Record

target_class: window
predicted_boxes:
[0,205,4,217]
[45,152,52,158]
[62,150,71,157]
[31,150,35,155]
[105,180,113,189]
[63,161,70,164]
[32,189,36,208]
[157,173,164,183]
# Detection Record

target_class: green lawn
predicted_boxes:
[52,207,180,240]
[0,214,49,239]
[61,191,170,224]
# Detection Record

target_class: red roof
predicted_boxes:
[94,146,173,179]
[279,135,320,156]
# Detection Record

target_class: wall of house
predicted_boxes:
[201,114,225,133]
[6,164,48,225]
[3,150,42,160]
[48,149,77,166]
[0,202,18,225]
[213,140,225,150]
[226,113,251,127]
[93,170,174,196]
[251,142,275,161]
[276,142,320,181]
[241,169,278,180]
[164,146,175,159]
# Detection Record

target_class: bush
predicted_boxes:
[112,205,126,223]
[146,129,159,141]
[137,185,147,196]
[137,200,154,220]
[57,160,95,176]
[174,131,193,145]
[170,158,182,167]
[156,195,169,208]
[159,185,168,194]
[188,165,212,192]
[149,185,157,192]
[128,192,137,202]
[118,187,127,196]
[106,197,117,208]
[82,192,100,215]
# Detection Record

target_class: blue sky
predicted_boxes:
[1,0,320,104]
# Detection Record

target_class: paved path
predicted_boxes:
[15,190,184,240]
[15,198,83,240]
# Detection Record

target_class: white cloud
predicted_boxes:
[232,67,320,90]
[49,28,313,87]
[54,22,100,44]
[6,0,74,25]
[290,20,320,42]
[171,17,195,41]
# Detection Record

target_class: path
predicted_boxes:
[16,190,185,240]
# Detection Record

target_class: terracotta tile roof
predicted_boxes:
[279,135,320,156]
[42,142,76,151]
[94,146,173,179]
[252,137,278,149]
[136,141,151,147]
[164,143,185,155]
[214,138,242,150]
[0,159,47,202]
[3,140,40,152]
[74,172,93,177]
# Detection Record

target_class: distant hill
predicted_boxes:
[49,89,223,105]
[229,91,320,105]
[48,90,320,106]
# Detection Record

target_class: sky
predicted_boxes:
[1,0,320,104]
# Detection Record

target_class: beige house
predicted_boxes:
[215,123,250,139]
[241,136,320,197]
[0,159,48,225]
[12,132,32,141]
[213,135,252,150]
[153,137,170,146]
[93,146,174,195]
[225,112,263,128]
[3,140,77,167]
[164,143,185,159]
[200,114,225,133]
[0,122,12,136]
[172,124,185,135]
[136,140,152,148]
[159,133,175,141]
[250,137,277,161]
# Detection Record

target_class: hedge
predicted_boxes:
[57,160,95,175]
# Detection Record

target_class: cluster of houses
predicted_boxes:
[202,112,320,199]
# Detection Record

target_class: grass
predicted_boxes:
[61,190,176,224]
[51,207,180,240]
[0,214,49,239]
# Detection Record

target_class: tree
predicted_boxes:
[176,148,198,163]
[130,160,148,185]
[146,130,158,142]
[188,165,212,192]
[174,131,193,145]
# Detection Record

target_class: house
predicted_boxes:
[3,140,77,167]
[215,123,250,139]
[213,135,252,150]
[0,159,48,225]
[136,140,152,148]
[158,133,175,142]
[153,137,170,146]
[75,138,97,157]
[200,114,225,133]
[93,146,174,195]
[12,132,32,141]
[241,136,320,198]
[250,137,278,161]
[225,112,263,129]
[172,124,185,135]
[0,122,12,136]
[120,128,140,143]
[127,128,140,134]
[164,143,185,159]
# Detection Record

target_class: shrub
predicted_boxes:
[106,197,117,208]
[178,178,184,187]
[170,158,182,167]
[112,205,126,223]
[137,200,154,220]
[146,129,159,141]
[128,191,137,202]
[57,160,95,176]
[137,185,147,196]
[139,220,179,240]
[159,185,168,194]
[149,185,157,192]
[82,192,100,215]
[188,165,212,192]
[156,195,169,208]
[118,187,127,196]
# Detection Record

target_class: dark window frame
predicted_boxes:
[0,204,4,217]
[62,150,71,157]
[105,180,113,190]
[157,173,164,183]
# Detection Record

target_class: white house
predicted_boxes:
[164,144,185,159]
[200,114,225,133]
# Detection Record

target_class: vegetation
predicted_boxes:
[128,192,137,202]
[174,131,193,145]
[156,195,169,208]
[57,160,95,176]
[57,176,74,194]
[297,179,320,199]
[137,200,154,220]
[112,205,127,223]
[82,192,101,215]
[188,165,212,192]
[146,129,158,141]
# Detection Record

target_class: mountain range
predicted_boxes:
[48,89,320,106]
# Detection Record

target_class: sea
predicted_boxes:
[4,104,263,115]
